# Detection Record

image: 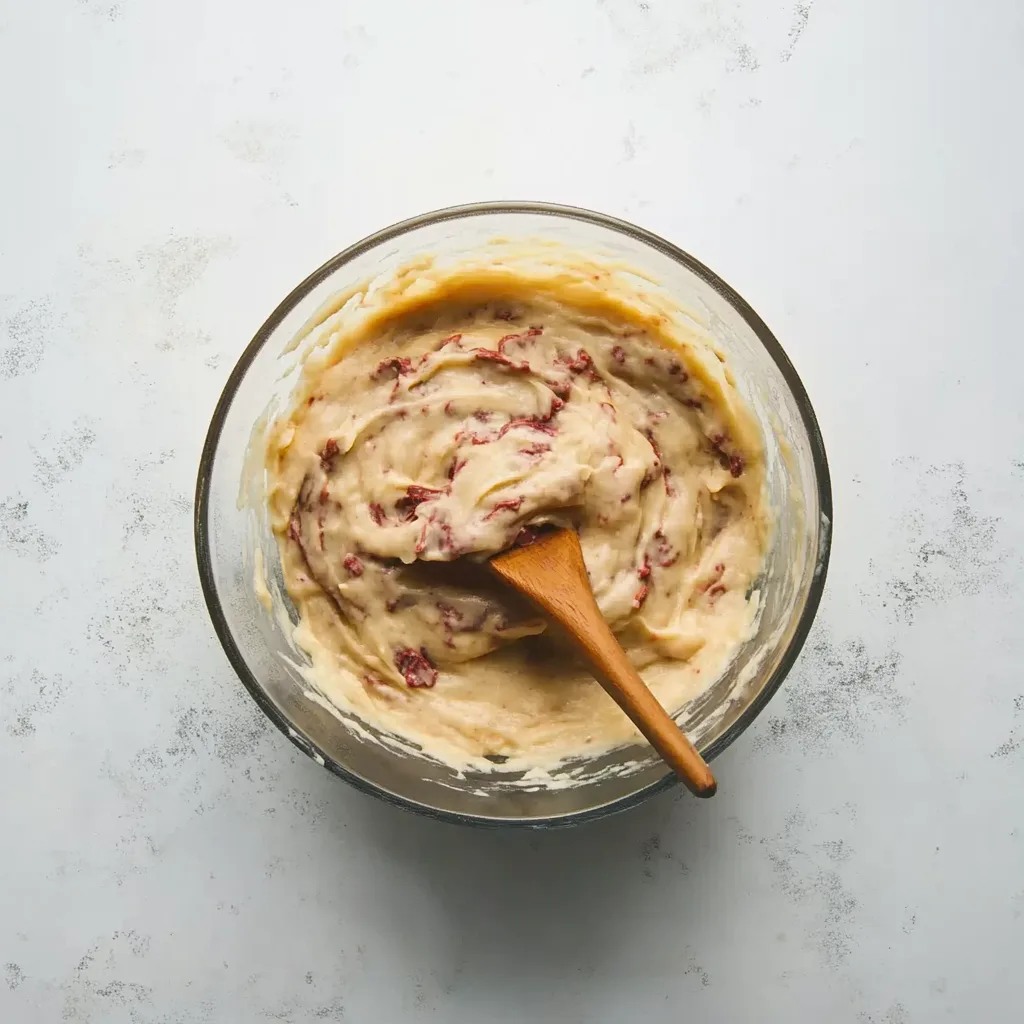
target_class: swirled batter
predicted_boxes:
[266,259,769,768]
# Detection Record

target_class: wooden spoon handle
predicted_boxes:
[490,530,716,797]
[551,588,716,798]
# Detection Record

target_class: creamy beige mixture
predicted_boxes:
[266,260,769,769]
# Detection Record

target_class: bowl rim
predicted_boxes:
[194,200,833,828]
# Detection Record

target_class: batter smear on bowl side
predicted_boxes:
[266,257,770,770]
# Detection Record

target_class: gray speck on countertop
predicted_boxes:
[134,234,235,351]
[32,422,97,488]
[0,296,58,379]
[760,810,860,968]
[3,669,66,738]
[880,461,1003,623]
[780,1,814,62]
[756,633,904,755]
[4,964,24,991]
[0,496,59,561]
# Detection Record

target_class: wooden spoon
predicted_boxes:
[489,528,716,798]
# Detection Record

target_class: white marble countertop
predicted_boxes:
[2,1,1022,1020]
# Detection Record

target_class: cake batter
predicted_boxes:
[266,257,769,768]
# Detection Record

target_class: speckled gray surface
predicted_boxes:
[2,1,1022,1020]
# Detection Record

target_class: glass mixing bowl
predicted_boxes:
[194,203,832,827]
